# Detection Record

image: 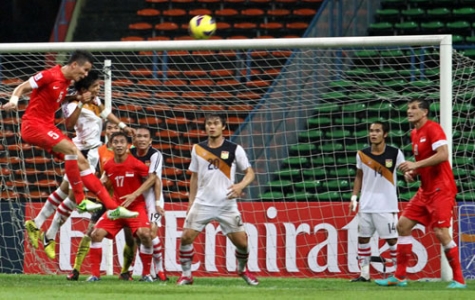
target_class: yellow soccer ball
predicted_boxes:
[189,15,217,40]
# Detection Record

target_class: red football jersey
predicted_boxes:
[22,65,71,124]
[103,154,150,210]
[410,120,457,194]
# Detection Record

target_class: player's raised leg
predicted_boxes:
[24,181,69,249]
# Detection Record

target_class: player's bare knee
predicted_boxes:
[386,238,397,246]
[90,229,104,243]
[358,237,370,244]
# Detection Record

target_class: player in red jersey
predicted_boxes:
[376,99,466,289]
[86,132,157,282]
[1,50,137,222]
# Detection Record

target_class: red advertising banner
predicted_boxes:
[23,202,444,279]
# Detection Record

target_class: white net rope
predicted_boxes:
[0,42,473,279]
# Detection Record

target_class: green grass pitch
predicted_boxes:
[0,274,472,300]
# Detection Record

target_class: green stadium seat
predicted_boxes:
[466,36,475,44]
[312,156,335,165]
[337,156,357,165]
[425,69,439,77]
[283,156,309,167]
[286,191,315,201]
[342,103,366,113]
[387,129,406,138]
[308,117,332,128]
[426,8,450,19]
[268,179,294,191]
[368,22,394,36]
[401,8,425,21]
[375,91,400,100]
[348,92,374,102]
[353,130,368,139]
[452,35,465,45]
[298,130,324,142]
[314,103,340,113]
[358,80,381,89]
[346,143,369,151]
[383,79,407,91]
[398,68,422,79]
[329,168,356,177]
[388,116,408,126]
[324,180,350,190]
[346,68,370,77]
[368,102,394,112]
[375,9,400,22]
[395,22,419,34]
[399,191,415,201]
[410,79,434,90]
[302,168,326,179]
[321,91,347,102]
[260,191,284,200]
[360,116,388,124]
[274,168,301,179]
[402,143,413,152]
[330,80,356,91]
[289,143,317,155]
[421,21,445,34]
[319,143,344,152]
[446,21,471,36]
[453,156,474,167]
[315,191,340,201]
[335,117,359,125]
[452,7,475,21]
[453,168,469,178]
[326,129,351,139]
[456,192,475,201]
[294,180,322,192]
[373,68,398,78]
[401,91,426,99]
[453,103,474,113]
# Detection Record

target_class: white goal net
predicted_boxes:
[0,36,473,281]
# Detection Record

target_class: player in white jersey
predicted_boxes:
[24,70,136,259]
[349,121,405,282]
[177,114,258,286]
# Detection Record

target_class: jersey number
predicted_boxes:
[387,222,396,234]
[47,131,60,140]
[208,158,220,170]
[115,176,124,187]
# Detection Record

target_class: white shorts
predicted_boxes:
[358,212,398,239]
[184,202,245,235]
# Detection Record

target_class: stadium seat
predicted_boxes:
[183,129,208,143]
[326,130,351,139]
[294,180,322,193]
[315,191,340,201]
[298,130,323,142]
[286,191,315,201]
[324,180,350,191]
[274,168,301,180]
[268,180,294,193]
[267,9,290,18]
[289,143,317,155]
[375,8,400,22]
[420,21,444,34]
[311,156,335,165]
[302,168,326,179]
[395,21,419,34]
[446,21,471,36]
[307,117,331,128]
[319,143,343,152]
[166,191,189,202]
[282,156,309,168]
[453,7,475,21]
[367,22,394,36]
[166,157,192,169]
[259,191,284,201]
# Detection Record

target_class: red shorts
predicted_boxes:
[95,206,150,239]
[21,121,69,158]
[402,189,456,228]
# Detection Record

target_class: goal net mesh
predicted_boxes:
[0,41,473,280]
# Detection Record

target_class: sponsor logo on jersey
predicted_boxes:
[385,159,393,168]
[420,136,426,142]
[125,172,134,177]
[34,73,43,81]
[220,151,229,159]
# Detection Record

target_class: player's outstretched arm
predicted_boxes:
[98,103,136,136]
[2,81,32,111]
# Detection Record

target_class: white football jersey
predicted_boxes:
[61,96,103,150]
[189,139,251,209]
[356,145,405,213]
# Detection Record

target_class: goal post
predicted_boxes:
[0,35,470,281]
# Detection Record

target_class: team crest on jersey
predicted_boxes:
[125,172,134,177]
[385,159,393,168]
[220,151,229,159]
[420,137,426,142]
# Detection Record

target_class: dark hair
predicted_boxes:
[74,70,100,91]
[409,98,431,116]
[204,113,226,128]
[110,131,128,142]
[67,50,94,66]
[371,121,389,134]
[136,127,151,135]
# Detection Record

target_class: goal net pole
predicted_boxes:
[0,35,458,279]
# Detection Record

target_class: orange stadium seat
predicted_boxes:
[166,157,192,168]
[216,22,232,30]
[155,22,179,32]
[146,103,172,113]
[155,130,181,143]
[208,91,233,101]
[129,68,153,77]
[176,179,191,191]
[137,8,160,18]
[215,8,239,18]
[246,79,271,88]
[165,116,190,131]
[166,191,189,202]
[183,129,207,143]
[129,22,153,31]
[162,178,175,189]
[200,104,225,112]
[25,191,49,201]
[138,116,163,126]
[162,167,184,179]
[174,143,194,156]
[259,23,283,31]
[173,104,200,119]
[267,9,290,18]
[153,92,180,101]
[162,9,187,19]
[153,143,174,154]
[293,8,317,18]
[127,91,153,100]
[183,70,208,78]
[112,78,135,87]
[121,36,144,41]
[189,8,212,16]
[237,91,262,100]
[241,9,265,17]
[181,91,206,101]
[35,179,59,189]
[118,103,142,111]
[137,79,162,87]
[147,36,171,41]
[1,78,23,86]
[272,50,293,58]
[234,22,257,30]
[209,69,234,77]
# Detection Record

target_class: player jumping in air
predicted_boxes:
[349,122,405,282]
[375,99,466,289]
[23,70,136,257]
[177,114,258,286]
[2,51,138,249]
